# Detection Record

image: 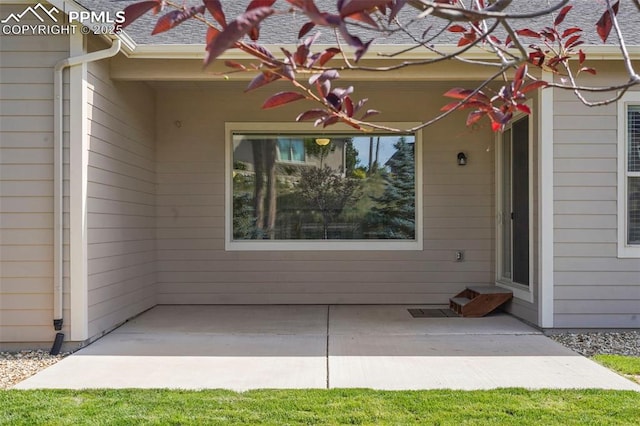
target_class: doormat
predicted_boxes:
[408,308,459,318]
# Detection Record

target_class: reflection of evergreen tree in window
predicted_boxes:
[368,137,415,239]
[233,192,256,239]
[345,138,359,176]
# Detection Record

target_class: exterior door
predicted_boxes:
[499,116,530,287]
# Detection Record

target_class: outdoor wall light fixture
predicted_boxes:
[457,152,467,166]
[315,138,331,146]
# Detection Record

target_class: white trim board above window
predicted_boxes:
[225,122,423,251]
[617,92,640,258]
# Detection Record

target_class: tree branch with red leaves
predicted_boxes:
[119,0,640,133]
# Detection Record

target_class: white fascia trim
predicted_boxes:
[617,91,640,258]
[132,43,504,60]
[224,121,423,252]
[129,43,640,60]
[538,71,554,328]
[579,45,640,60]
[130,44,208,59]
[111,31,136,55]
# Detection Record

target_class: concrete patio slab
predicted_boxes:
[17,334,326,390]
[16,305,328,390]
[328,334,639,390]
[329,305,539,335]
[118,305,328,335]
[14,305,640,391]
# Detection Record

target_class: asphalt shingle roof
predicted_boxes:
[80,0,640,46]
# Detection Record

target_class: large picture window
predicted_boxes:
[227,125,421,250]
[617,93,640,257]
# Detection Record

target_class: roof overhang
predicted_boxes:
[108,42,640,82]
[128,43,640,62]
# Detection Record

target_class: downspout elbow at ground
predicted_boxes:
[52,38,122,353]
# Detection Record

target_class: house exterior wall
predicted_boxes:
[0,3,70,344]
[155,82,496,304]
[85,45,157,338]
[4,19,636,340]
[553,63,640,328]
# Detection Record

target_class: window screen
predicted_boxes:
[628,106,640,244]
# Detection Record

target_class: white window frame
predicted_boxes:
[617,92,640,258]
[225,122,423,251]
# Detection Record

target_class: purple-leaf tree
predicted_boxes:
[120,0,640,133]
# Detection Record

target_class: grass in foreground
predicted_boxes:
[1,388,639,425]
[594,355,640,383]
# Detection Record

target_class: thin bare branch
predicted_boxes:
[409,0,571,21]
[605,0,640,83]
[499,20,527,64]
[545,79,638,94]
[377,21,451,57]
[336,20,503,72]
[543,0,640,108]
[406,67,508,133]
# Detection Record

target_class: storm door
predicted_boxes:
[498,116,530,287]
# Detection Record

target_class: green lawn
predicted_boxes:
[593,355,640,383]
[1,388,639,425]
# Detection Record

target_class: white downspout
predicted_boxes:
[52,39,122,340]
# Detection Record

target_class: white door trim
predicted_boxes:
[538,73,554,328]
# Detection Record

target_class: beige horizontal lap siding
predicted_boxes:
[553,68,640,328]
[0,5,70,344]
[86,47,156,338]
[155,82,495,304]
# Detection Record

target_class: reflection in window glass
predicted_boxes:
[629,177,640,244]
[232,134,416,241]
[628,106,640,172]
[628,106,640,244]
[277,138,305,162]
